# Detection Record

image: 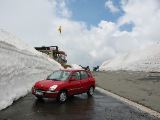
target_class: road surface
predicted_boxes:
[94,71,160,112]
[0,90,159,120]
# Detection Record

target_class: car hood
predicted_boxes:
[34,80,64,90]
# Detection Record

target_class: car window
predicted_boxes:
[87,71,93,78]
[71,72,80,80]
[80,71,88,79]
[47,70,70,81]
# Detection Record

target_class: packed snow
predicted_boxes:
[68,64,83,70]
[0,29,62,110]
[100,44,160,72]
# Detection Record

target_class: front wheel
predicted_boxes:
[57,91,68,103]
[36,96,43,101]
[87,86,94,96]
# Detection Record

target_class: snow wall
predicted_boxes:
[0,29,62,110]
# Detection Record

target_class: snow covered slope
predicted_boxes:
[0,29,62,110]
[100,44,160,72]
[68,64,83,70]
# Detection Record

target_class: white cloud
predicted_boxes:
[0,0,160,67]
[0,0,54,45]
[53,0,72,18]
[105,0,120,13]
[118,0,160,44]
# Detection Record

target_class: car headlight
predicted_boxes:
[49,85,58,91]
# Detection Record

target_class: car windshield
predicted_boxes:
[47,70,70,81]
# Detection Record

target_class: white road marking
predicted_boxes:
[96,87,160,118]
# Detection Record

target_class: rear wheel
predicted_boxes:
[57,91,68,103]
[87,86,94,96]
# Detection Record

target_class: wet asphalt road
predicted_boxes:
[0,91,159,120]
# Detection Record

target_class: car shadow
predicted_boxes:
[31,93,95,118]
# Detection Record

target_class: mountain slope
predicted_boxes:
[100,44,160,72]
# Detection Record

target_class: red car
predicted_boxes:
[32,69,95,102]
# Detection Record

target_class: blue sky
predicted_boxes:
[67,0,124,27]
[119,22,134,32]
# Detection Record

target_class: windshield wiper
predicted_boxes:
[52,79,60,81]
[47,77,61,81]
[47,78,58,80]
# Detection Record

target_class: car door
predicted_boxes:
[68,72,82,95]
[79,71,90,92]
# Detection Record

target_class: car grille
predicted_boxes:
[33,87,46,92]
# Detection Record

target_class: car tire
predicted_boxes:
[87,86,94,96]
[57,91,68,103]
[36,96,43,100]
[68,95,74,100]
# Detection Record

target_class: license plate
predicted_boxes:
[35,91,43,95]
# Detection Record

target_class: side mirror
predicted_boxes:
[69,77,76,81]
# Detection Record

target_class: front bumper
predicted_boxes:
[32,87,59,98]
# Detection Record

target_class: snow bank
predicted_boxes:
[0,29,62,110]
[100,44,160,72]
[67,64,83,70]
[0,29,39,55]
